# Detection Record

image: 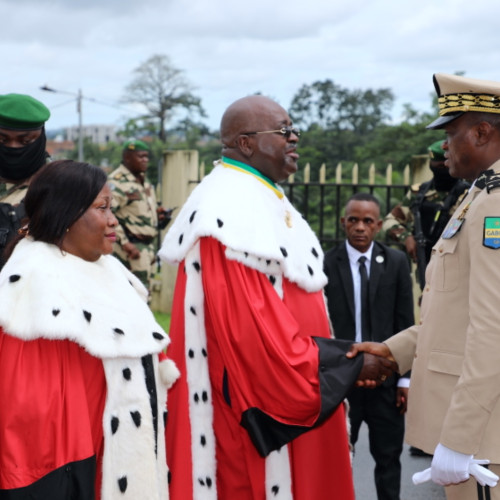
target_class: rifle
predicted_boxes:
[410,183,431,291]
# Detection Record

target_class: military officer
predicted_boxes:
[108,139,165,292]
[383,140,469,289]
[349,73,500,500]
[0,93,51,266]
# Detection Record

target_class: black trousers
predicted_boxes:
[348,383,405,500]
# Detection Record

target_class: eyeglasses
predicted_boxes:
[242,126,300,139]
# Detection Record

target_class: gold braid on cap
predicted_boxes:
[438,93,500,116]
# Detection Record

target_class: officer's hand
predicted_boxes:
[405,235,417,262]
[356,353,398,388]
[123,242,141,260]
[396,387,408,414]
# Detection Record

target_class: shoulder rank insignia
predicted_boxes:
[483,217,500,249]
[486,174,500,193]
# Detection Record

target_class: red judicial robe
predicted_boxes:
[160,159,363,499]
[0,238,176,500]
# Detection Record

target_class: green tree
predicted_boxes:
[122,54,206,141]
[290,79,394,134]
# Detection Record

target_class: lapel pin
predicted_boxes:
[375,255,384,263]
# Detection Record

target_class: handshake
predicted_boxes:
[347,341,398,388]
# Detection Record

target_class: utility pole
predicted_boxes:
[40,85,84,161]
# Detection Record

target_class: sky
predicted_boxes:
[5,0,500,134]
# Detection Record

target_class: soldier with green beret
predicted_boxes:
[0,93,51,266]
[108,139,169,294]
[382,139,469,290]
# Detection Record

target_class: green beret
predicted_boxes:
[123,139,150,152]
[428,140,445,162]
[0,93,50,130]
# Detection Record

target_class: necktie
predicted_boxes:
[358,256,371,341]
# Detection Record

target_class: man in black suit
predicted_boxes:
[324,192,414,500]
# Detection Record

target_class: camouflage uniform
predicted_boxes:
[108,164,158,291]
[383,179,469,264]
[0,182,29,205]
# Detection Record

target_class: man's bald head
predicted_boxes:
[220,95,285,148]
[218,95,299,183]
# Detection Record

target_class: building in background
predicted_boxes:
[65,124,118,144]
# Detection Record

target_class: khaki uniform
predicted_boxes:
[386,160,500,498]
[108,164,158,290]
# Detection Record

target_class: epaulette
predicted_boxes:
[475,169,495,190]
[486,173,500,193]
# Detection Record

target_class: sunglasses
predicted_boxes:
[242,126,300,138]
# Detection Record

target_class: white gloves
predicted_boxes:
[431,443,473,485]
[412,443,499,488]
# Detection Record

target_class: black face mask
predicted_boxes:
[431,165,457,192]
[0,130,47,181]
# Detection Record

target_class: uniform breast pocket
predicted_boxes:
[432,237,460,291]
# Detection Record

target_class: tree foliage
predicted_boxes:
[122,54,206,141]
[290,79,394,134]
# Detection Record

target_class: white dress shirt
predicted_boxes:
[345,240,373,343]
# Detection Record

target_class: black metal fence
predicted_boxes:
[281,162,411,250]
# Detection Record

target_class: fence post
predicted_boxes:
[368,163,376,185]
[150,150,199,314]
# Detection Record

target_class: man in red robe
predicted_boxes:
[159,95,395,499]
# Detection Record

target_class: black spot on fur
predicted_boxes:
[269,275,276,286]
[198,478,205,486]
[307,265,314,276]
[164,410,168,427]
[114,328,125,335]
[118,476,127,493]
[83,310,92,322]
[130,411,141,427]
[122,368,131,380]
[111,416,119,434]
[311,247,319,258]
[201,348,207,357]
[194,393,199,403]
[188,349,194,358]
[217,218,224,228]
[200,434,206,446]
[179,233,184,245]
[9,275,20,283]
[272,485,280,495]
[206,477,213,488]
[190,306,196,315]
[152,331,164,340]
[193,261,201,272]
[266,259,271,265]
[244,252,249,258]
[202,391,208,402]
[168,470,172,484]
[52,309,60,317]
[189,210,197,223]
[280,247,288,257]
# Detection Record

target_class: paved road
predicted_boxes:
[353,423,446,499]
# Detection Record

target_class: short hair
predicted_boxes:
[465,111,500,132]
[25,160,107,247]
[345,192,380,208]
